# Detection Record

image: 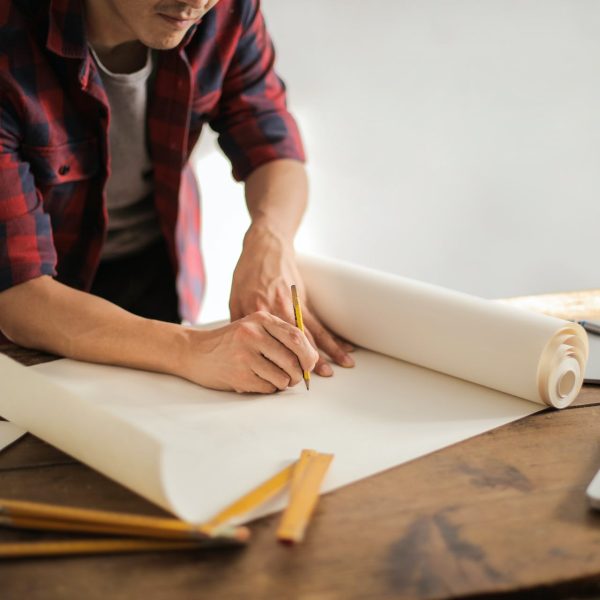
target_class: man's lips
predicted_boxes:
[158,13,199,29]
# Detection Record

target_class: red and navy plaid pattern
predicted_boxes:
[0,0,305,321]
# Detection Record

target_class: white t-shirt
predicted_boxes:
[90,46,162,260]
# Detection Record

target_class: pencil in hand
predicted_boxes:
[291,284,311,390]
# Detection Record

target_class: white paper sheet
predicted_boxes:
[0,255,588,523]
[0,421,26,453]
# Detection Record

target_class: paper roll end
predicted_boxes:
[538,324,588,409]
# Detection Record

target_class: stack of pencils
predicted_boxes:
[0,498,249,558]
[0,444,334,557]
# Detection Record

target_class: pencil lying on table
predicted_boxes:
[202,461,297,535]
[0,538,227,559]
[0,498,249,542]
[0,447,333,557]
[205,448,334,543]
[277,449,333,544]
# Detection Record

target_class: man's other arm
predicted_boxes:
[208,0,354,375]
[230,159,355,376]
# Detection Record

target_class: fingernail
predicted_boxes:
[318,363,333,376]
[341,354,355,367]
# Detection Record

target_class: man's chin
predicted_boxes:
[140,31,189,51]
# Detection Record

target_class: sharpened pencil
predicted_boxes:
[0,498,249,542]
[291,284,311,390]
[0,537,240,559]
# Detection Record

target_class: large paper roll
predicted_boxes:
[299,254,588,408]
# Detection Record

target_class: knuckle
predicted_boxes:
[232,349,248,364]
[234,321,259,343]
[300,348,318,370]
[289,329,304,346]
[234,368,262,394]
[232,321,247,338]
[311,347,320,364]
[244,375,261,394]
[278,375,291,390]
[313,328,328,345]
[232,376,247,393]
[333,348,348,362]
[288,370,301,387]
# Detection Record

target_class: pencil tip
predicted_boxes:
[305,380,310,391]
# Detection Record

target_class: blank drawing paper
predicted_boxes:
[0,255,588,523]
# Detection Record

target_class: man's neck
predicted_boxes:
[84,0,147,74]
[91,41,148,74]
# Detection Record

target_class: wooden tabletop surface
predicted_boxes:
[2,339,600,600]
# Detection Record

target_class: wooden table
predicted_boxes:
[2,339,600,600]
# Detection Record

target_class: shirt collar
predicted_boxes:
[46,0,88,59]
[181,22,200,48]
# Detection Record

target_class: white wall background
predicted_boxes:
[193,0,600,323]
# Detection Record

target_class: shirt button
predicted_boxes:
[58,165,70,176]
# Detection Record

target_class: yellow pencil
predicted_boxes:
[0,498,248,542]
[0,538,224,559]
[277,449,334,543]
[202,461,296,535]
[291,285,311,390]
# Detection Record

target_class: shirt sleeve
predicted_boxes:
[0,97,57,293]
[208,0,306,182]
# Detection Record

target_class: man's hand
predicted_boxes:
[180,311,318,393]
[229,223,354,377]
[0,276,318,395]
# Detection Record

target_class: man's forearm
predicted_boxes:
[0,275,318,394]
[244,159,308,245]
[0,276,187,375]
[232,156,354,375]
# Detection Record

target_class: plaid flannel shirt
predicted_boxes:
[0,0,305,321]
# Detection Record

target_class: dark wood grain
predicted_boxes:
[0,341,58,367]
[0,435,75,472]
[572,384,600,407]
[2,347,600,599]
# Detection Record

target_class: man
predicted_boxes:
[0,0,354,393]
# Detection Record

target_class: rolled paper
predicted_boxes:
[299,254,588,408]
